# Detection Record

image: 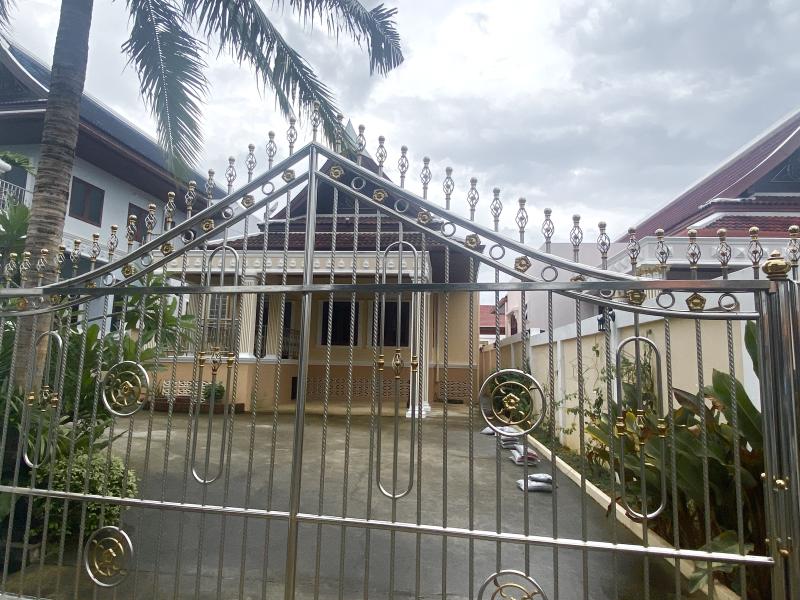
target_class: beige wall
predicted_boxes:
[480,317,750,451]
[163,286,481,411]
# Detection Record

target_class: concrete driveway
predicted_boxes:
[10,411,679,599]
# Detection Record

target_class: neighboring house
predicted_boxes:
[501,109,800,333]
[608,107,800,279]
[160,152,481,413]
[479,303,505,343]
[0,38,224,259]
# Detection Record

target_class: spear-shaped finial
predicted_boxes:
[90,234,101,265]
[69,241,81,277]
[206,168,216,202]
[165,191,176,229]
[654,228,670,278]
[748,226,763,279]
[467,177,479,222]
[421,157,432,200]
[266,131,277,169]
[490,188,502,233]
[108,224,119,260]
[145,203,157,243]
[246,143,257,183]
[398,145,409,188]
[36,248,49,283]
[4,252,17,284]
[686,228,701,279]
[185,180,196,218]
[541,208,554,253]
[225,156,237,194]
[570,214,583,262]
[376,135,387,175]
[443,167,454,210]
[716,228,731,279]
[126,214,138,250]
[287,116,298,155]
[626,227,640,274]
[597,221,610,270]
[516,198,528,243]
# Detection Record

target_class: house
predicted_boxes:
[159,151,481,414]
[607,107,800,279]
[0,37,225,259]
[479,303,504,343]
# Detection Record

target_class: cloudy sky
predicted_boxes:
[7,0,800,245]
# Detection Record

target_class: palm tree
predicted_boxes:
[0,0,402,385]
[0,0,401,267]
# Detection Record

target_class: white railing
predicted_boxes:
[0,179,33,210]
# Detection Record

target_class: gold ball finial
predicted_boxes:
[717,228,727,240]
[688,228,697,240]
[763,249,791,280]
[655,228,664,238]
[789,225,799,237]
[544,207,552,216]
[749,226,760,238]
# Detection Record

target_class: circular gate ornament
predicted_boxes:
[84,526,133,588]
[478,569,549,600]
[102,361,150,417]
[479,369,546,437]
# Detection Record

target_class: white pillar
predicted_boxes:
[238,278,257,356]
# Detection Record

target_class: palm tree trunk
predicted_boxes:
[14,0,94,388]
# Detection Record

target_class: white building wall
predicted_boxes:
[4,143,186,249]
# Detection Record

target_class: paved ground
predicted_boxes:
[8,410,683,599]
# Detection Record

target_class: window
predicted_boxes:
[68,177,104,226]
[509,313,518,336]
[377,301,411,347]
[127,203,149,243]
[321,301,359,346]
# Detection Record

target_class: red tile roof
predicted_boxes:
[627,109,800,239]
[694,215,800,238]
[480,305,504,332]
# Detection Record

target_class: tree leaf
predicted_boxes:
[709,369,763,452]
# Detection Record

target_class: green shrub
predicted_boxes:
[36,451,138,540]
[203,381,225,402]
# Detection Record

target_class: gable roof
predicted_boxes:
[628,108,800,239]
[0,37,223,202]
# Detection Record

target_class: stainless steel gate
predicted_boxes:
[1,110,799,599]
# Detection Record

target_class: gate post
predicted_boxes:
[755,250,800,599]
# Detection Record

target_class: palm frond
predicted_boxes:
[123,0,208,175]
[183,0,343,146]
[0,0,14,30]
[284,1,404,75]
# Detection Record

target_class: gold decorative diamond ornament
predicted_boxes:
[514,256,531,273]
[686,292,706,312]
[465,234,481,249]
[372,188,388,203]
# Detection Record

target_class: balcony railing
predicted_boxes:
[0,179,33,210]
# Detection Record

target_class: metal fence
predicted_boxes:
[1,111,799,600]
